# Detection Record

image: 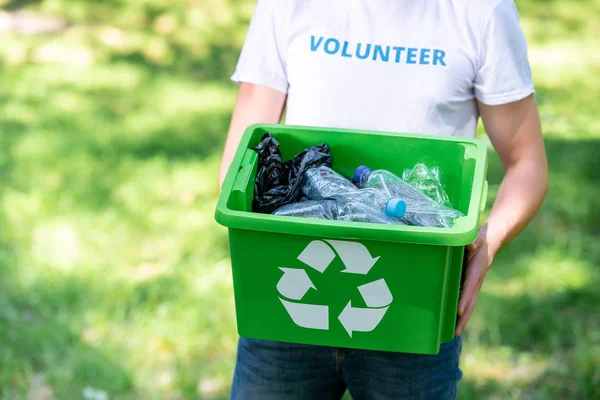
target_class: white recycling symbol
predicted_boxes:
[277,239,393,337]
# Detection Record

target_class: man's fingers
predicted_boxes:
[458,264,483,315]
[456,291,479,336]
[466,240,478,253]
[467,236,484,261]
[457,224,490,336]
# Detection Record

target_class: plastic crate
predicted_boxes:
[215,124,488,355]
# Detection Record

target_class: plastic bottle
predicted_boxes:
[337,202,401,225]
[402,163,451,207]
[272,200,339,220]
[354,166,463,228]
[272,200,401,225]
[302,167,407,219]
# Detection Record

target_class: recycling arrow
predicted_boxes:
[278,239,393,337]
[357,278,393,308]
[280,299,329,330]
[325,240,380,275]
[277,268,316,300]
[338,301,390,338]
[297,240,336,273]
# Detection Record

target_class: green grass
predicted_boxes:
[0,0,599,399]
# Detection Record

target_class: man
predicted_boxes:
[219,0,548,399]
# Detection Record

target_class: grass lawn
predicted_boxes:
[0,0,598,399]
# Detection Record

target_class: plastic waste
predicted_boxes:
[338,201,400,225]
[402,163,452,207]
[355,166,463,228]
[273,200,400,225]
[302,166,407,219]
[252,133,332,213]
[273,200,340,220]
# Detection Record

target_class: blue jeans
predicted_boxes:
[230,336,463,400]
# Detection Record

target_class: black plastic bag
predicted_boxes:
[252,133,333,213]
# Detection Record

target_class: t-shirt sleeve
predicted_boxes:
[231,0,289,94]
[474,0,534,105]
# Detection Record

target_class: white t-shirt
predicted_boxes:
[232,0,534,137]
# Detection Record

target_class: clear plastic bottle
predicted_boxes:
[273,200,339,220]
[402,163,451,207]
[337,202,400,225]
[354,166,463,228]
[272,200,400,225]
[302,167,406,219]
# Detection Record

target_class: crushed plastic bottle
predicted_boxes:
[273,200,399,225]
[355,166,463,228]
[337,201,400,225]
[302,166,406,219]
[273,200,340,220]
[402,163,451,207]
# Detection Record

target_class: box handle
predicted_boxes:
[230,149,258,211]
[233,149,257,192]
[479,180,488,213]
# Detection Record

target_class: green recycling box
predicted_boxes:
[215,124,488,355]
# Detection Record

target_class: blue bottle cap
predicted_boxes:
[354,166,372,183]
[385,198,407,218]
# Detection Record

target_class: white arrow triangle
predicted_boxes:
[276,268,316,300]
[357,278,393,308]
[338,301,389,338]
[297,240,335,273]
[325,240,380,275]
[280,299,329,330]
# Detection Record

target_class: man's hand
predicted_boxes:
[456,224,494,335]
[455,94,548,336]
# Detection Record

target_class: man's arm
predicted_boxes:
[456,94,548,335]
[219,83,287,188]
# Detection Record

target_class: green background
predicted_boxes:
[0,0,598,399]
